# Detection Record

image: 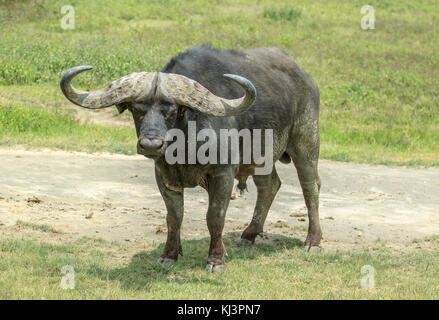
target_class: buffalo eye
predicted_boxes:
[131,107,145,121]
[179,106,188,117]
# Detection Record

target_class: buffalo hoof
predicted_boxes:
[206,263,225,274]
[304,246,321,253]
[236,238,253,246]
[157,257,177,264]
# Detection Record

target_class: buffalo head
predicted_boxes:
[60,66,256,159]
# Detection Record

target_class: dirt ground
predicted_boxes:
[1,147,438,251]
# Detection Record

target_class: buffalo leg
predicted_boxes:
[238,167,281,245]
[289,131,322,251]
[155,169,184,263]
[205,170,235,273]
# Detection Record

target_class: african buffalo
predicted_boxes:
[60,46,322,273]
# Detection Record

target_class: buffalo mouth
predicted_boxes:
[137,142,166,159]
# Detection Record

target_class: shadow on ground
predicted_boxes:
[93,232,304,291]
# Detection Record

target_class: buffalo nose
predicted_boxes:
[139,138,163,151]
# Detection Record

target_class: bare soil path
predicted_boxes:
[1,148,438,250]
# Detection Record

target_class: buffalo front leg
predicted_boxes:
[205,171,235,273]
[238,167,281,245]
[156,169,184,263]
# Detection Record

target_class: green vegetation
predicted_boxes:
[262,7,302,22]
[16,220,63,234]
[0,102,136,154]
[1,233,438,299]
[0,0,438,166]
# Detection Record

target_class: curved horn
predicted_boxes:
[156,73,257,117]
[60,66,157,109]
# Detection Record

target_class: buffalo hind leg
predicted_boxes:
[205,170,235,273]
[156,169,184,263]
[238,166,281,245]
[289,141,322,252]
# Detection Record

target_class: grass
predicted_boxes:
[262,7,302,22]
[0,101,136,154]
[15,220,63,234]
[0,0,438,165]
[1,232,438,299]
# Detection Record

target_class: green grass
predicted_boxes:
[262,7,302,22]
[1,233,438,299]
[16,220,63,234]
[0,101,136,154]
[0,0,438,166]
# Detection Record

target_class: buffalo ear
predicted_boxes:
[116,103,129,114]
